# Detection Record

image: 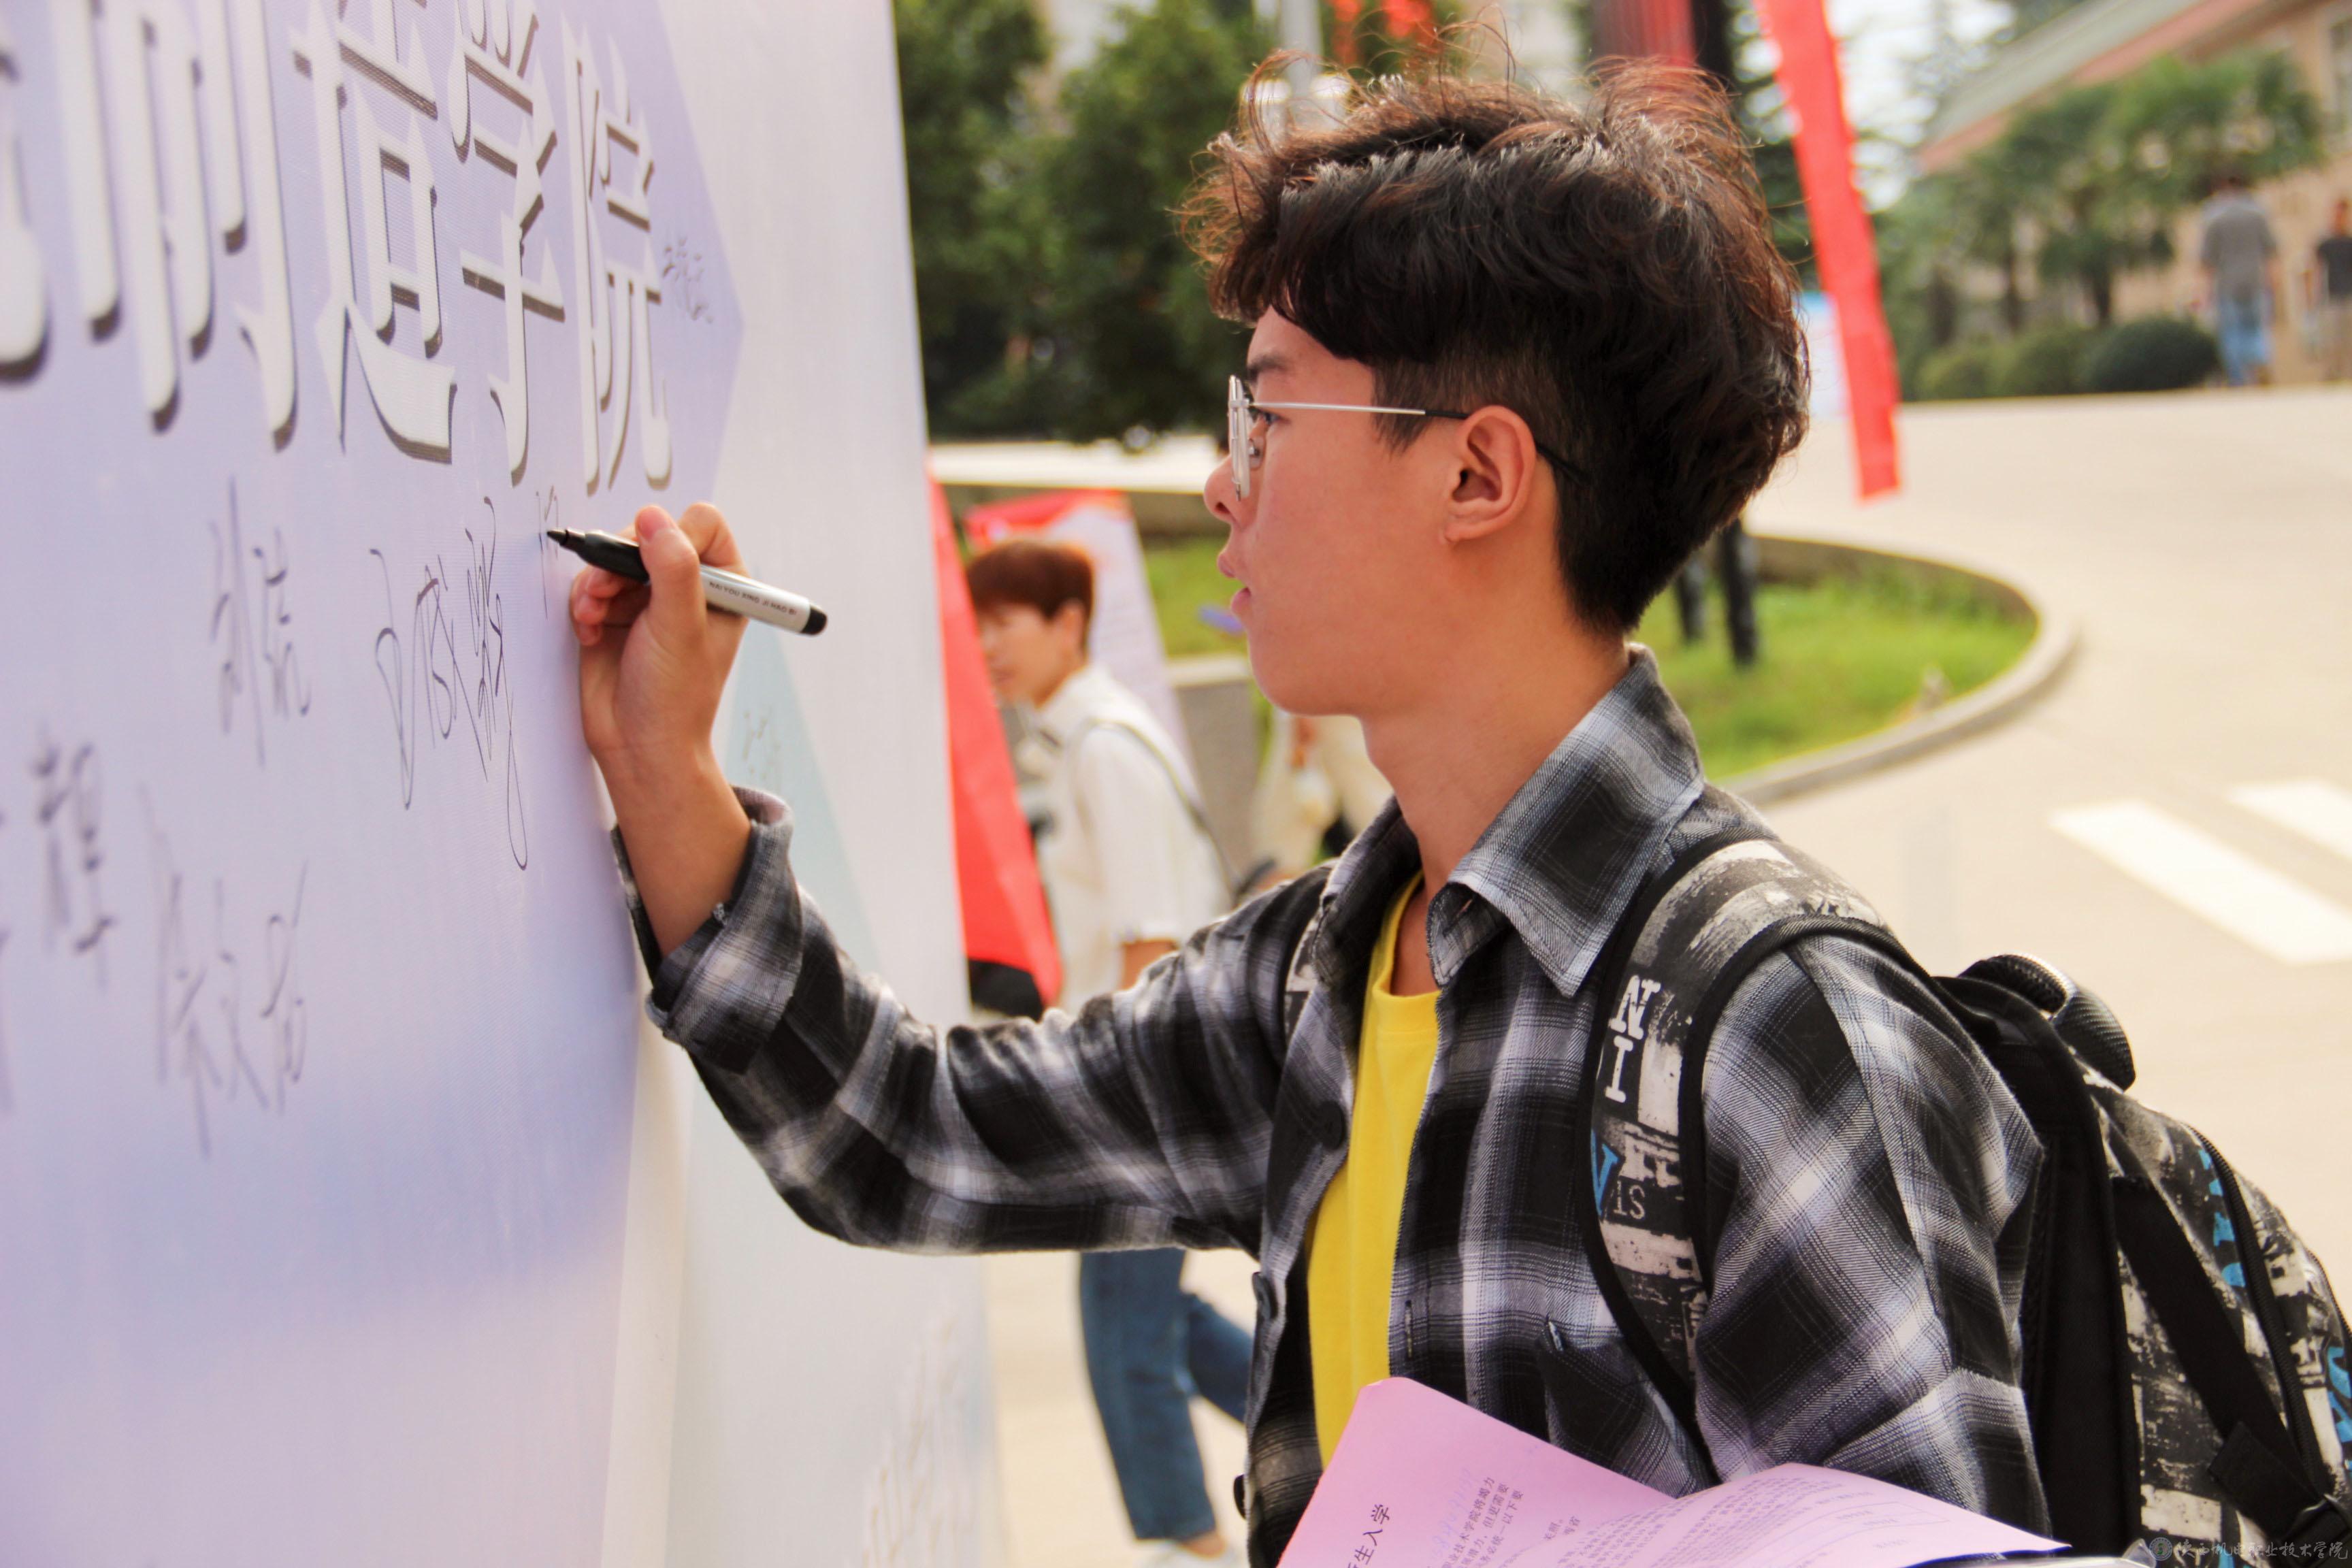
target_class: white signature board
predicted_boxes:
[0,1,998,1563]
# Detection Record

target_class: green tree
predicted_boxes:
[1950,149,2029,334]
[1026,0,1267,440]
[1972,50,2321,327]
[2103,51,2323,219]
[1875,174,1970,390]
[893,0,1049,432]
[1999,82,2141,325]
[1689,0,1814,287]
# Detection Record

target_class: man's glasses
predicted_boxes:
[1226,375,1581,499]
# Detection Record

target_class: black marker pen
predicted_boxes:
[548,529,828,636]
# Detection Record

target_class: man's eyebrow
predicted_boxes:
[1242,352,1292,385]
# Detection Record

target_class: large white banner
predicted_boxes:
[0,1,997,1563]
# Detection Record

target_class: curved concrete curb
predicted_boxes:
[1720,529,2079,806]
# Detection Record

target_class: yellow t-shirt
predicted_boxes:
[1306,879,1441,1463]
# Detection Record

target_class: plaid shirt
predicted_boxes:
[624,650,2048,1565]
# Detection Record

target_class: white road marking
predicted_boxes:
[2051,800,2352,964]
[2230,780,2352,865]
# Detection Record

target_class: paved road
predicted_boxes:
[1753,387,2352,1275]
[983,387,2352,1568]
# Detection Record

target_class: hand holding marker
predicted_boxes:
[547,528,829,636]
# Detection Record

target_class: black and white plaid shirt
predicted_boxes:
[623,650,2048,1565]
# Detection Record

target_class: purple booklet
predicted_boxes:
[1283,1379,2063,1568]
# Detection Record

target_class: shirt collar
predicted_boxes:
[1309,647,1705,999]
[1033,663,1117,746]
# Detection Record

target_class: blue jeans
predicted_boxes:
[2218,291,2272,385]
[1079,1248,1253,1543]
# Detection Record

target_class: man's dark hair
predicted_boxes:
[1184,63,1808,633]
[966,536,1096,635]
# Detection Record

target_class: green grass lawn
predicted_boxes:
[1639,573,2031,778]
[1143,535,2034,779]
[1145,535,1253,660]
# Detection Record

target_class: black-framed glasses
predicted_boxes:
[1226,375,1580,498]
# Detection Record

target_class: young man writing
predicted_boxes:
[570,65,2044,1567]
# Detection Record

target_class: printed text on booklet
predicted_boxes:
[1281,1379,2062,1568]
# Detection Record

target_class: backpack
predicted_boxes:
[1577,808,2352,1563]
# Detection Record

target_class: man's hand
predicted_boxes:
[570,503,755,956]
[572,503,747,779]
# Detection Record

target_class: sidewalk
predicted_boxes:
[1751,388,2352,1276]
[987,1248,1256,1567]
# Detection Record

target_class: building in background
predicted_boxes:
[1922,0,2352,383]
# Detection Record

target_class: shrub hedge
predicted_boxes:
[1998,323,2099,397]
[2082,317,2221,393]
[1915,340,2004,401]
[1909,316,2221,402]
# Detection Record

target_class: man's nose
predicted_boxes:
[1203,457,1245,527]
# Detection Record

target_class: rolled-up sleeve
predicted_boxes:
[612,786,1316,1260]
[1694,938,2048,1531]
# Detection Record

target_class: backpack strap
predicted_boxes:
[1066,717,1259,906]
[1573,809,1918,1454]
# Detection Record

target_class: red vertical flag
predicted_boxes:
[1755,0,1901,496]
[930,479,1060,1013]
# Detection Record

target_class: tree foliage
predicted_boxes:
[1028,0,1267,440]
[896,0,1267,439]
[892,0,1049,425]
[1878,45,2321,388]
[1677,0,1814,289]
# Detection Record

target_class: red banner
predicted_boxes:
[931,480,1060,1011]
[1755,0,1901,497]
[1593,0,1697,71]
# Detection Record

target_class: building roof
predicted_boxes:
[1920,0,2282,167]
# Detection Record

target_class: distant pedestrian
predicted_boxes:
[968,536,1250,1568]
[2200,169,2280,387]
[2311,197,2352,382]
[1250,711,1392,879]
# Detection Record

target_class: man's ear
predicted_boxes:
[1053,600,1091,653]
[1440,406,1550,546]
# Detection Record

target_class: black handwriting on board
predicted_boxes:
[372,548,471,811]
[370,504,528,870]
[143,794,309,1157]
[463,504,529,870]
[255,525,310,725]
[212,487,265,764]
[146,808,222,1156]
[258,866,308,1104]
[31,732,114,990]
[211,483,311,766]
